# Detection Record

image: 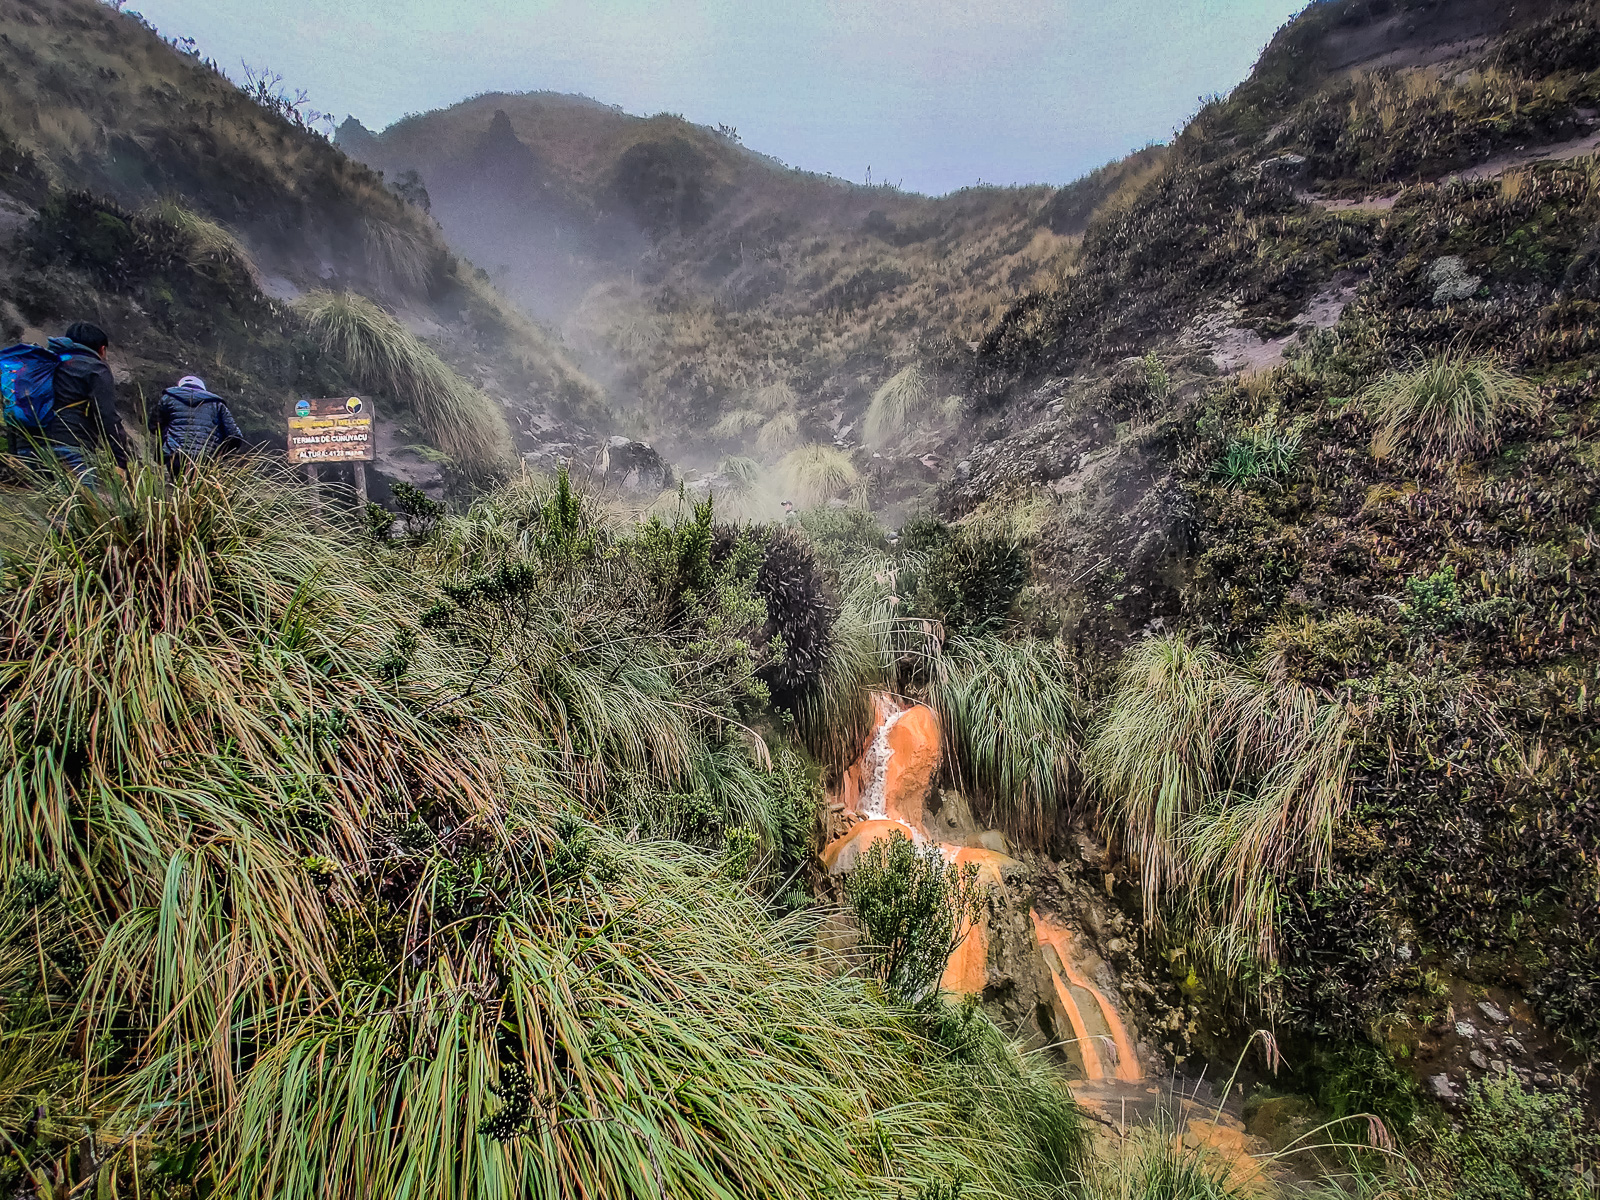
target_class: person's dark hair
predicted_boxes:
[64,322,109,352]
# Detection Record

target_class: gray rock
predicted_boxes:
[1469,1050,1489,1070]
[1428,256,1482,305]
[1258,153,1307,176]
[598,438,673,494]
[1454,1021,1478,1039]
[1428,1074,1458,1100]
[956,460,972,478]
[1476,1000,1510,1025]
[1504,1036,1526,1056]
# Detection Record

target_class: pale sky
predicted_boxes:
[127,0,1308,196]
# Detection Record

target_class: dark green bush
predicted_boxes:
[751,527,837,706]
[843,829,984,1006]
[912,528,1029,636]
[1304,1041,1423,1136]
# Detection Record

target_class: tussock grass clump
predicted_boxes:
[776,444,861,508]
[1085,1122,1252,1200]
[1366,349,1540,459]
[931,637,1084,844]
[146,198,260,276]
[0,460,1090,1198]
[864,362,930,448]
[1085,636,1352,965]
[299,290,514,469]
[755,410,801,458]
[361,213,434,295]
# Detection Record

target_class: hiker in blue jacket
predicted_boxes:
[149,374,245,464]
[4,322,131,482]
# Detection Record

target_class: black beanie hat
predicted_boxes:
[64,322,109,352]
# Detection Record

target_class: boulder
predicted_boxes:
[598,436,673,493]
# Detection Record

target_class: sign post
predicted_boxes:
[287,396,376,508]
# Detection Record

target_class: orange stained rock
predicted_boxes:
[821,818,917,874]
[1030,910,1142,1084]
[941,917,988,994]
[947,845,1013,886]
[1038,943,1105,1079]
[1176,1119,1267,1187]
[881,705,941,827]
[822,693,1019,997]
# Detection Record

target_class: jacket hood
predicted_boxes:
[164,386,224,406]
[47,338,100,358]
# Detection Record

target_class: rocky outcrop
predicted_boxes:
[597,436,673,494]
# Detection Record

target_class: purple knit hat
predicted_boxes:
[177,375,207,391]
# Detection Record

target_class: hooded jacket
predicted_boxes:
[150,385,245,460]
[18,338,132,468]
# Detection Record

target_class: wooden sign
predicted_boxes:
[286,396,375,464]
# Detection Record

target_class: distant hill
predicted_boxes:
[339,94,1157,479]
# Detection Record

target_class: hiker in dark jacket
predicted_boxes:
[149,374,244,463]
[8,322,131,480]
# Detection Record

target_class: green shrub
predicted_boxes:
[843,829,985,1005]
[797,505,889,569]
[1424,1074,1597,1200]
[1400,565,1463,633]
[1305,1042,1423,1137]
[914,528,1030,636]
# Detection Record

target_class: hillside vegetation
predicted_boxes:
[0,0,1598,1194]
[921,0,1600,1123]
[0,455,1102,1198]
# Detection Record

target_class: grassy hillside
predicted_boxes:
[0,0,605,494]
[342,95,1152,485]
[927,0,1600,1114]
[0,456,1101,1198]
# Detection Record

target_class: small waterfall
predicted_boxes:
[857,695,907,821]
[828,694,1142,1044]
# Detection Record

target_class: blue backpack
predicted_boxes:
[0,344,65,431]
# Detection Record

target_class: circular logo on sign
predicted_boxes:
[346,396,364,415]
[295,399,311,417]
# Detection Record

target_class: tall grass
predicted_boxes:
[361,214,434,295]
[864,363,930,448]
[792,590,885,771]
[299,291,514,469]
[930,637,1084,844]
[0,460,1089,1196]
[1084,1124,1253,1200]
[1084,636,1352,965]
[147,198,259,276]
[776,445,861,508]
[1366,348,1540,459]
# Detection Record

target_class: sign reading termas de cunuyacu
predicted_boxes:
[286,396,375,464]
